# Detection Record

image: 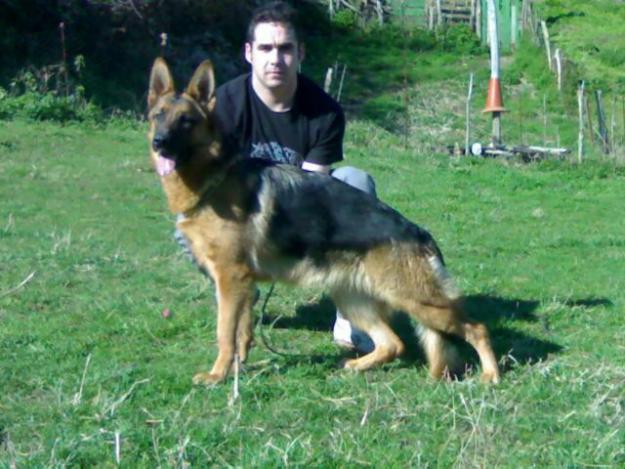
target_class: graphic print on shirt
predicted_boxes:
[250,141,303,166]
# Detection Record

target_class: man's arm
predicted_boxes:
[301,161,331,174]
[301,102,345,178]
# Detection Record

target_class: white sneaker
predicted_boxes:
[332,314,354,348]
[332,312,375,354]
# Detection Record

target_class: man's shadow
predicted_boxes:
[259,293,612,373]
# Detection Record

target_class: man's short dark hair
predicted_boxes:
[246,1,301,43]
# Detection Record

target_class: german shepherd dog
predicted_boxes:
[147,58,500,385]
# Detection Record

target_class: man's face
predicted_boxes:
[245,21,304,91]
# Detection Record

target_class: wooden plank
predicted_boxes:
[441,6,471,13]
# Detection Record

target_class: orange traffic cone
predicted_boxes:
[483,77,506,113]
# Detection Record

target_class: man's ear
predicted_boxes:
[148,58,174,111]
[185,60,215,109]
[298,43,305,63]
[244,42,253,65]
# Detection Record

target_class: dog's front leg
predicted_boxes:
[236,297,255,363]
[193,268,255,385]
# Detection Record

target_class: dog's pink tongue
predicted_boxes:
[156,155,176,176]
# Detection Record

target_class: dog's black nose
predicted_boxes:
[152,134,167,152]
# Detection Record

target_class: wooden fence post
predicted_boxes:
[374,0,384,26]
[511,1,518,48]
[610,95,616,155]
[59,22,69,97]
[621,96,625,147]
[577,81,585,163]
[475,0,481,38]
[595,90,610,154]
[324,67,333,94]
[436,0,442,27]
[584,96,594,146]
[554,48,562,91]
[540,21,553,71]
[428,1,435,30]
[465,72,474,156]
[470,0,477,33]
[521,0,530,30]
[336,64,347,103]
[543,94,548,146]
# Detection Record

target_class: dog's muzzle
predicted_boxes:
[152,133,180,176]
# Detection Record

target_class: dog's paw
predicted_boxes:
[343,358,357,370]
[480,370,500,384]
[237,341,254,364]
[343,358,368,371]
[192,372,225,386]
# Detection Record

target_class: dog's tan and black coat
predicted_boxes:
[147,58,500,385]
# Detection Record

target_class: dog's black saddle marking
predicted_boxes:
[262,164,441,261]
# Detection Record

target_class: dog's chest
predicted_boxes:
[175,211,255,276]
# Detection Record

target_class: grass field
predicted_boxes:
[2,106,625,467]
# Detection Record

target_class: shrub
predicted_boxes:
[0,91,103,123]
[437,24,484,55]
[0,56,104,123]
[332,9,358,30]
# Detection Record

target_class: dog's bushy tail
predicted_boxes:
[426,253,460,301]
[419,253,462,376]
[418,325,461,378]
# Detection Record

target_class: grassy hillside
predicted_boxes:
[535,0,625,92]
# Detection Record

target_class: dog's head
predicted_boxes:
[147,58,217,177]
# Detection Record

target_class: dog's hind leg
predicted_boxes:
[192,266,256,385]
[400,300,500,383]
[332,292,404,371]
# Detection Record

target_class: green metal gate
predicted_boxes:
[479,0,521,51]
[388,0,427,26]
[387,0,523,52]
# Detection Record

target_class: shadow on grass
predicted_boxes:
[258,293,612,375]
[561,298,613,308]
[461,294,613,372]
[462,295,558,371]
[260,296,337,332]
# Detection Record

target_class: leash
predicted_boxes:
[255,282,302,357]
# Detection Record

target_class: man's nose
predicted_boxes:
[269,47,281,63]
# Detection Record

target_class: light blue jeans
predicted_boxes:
[329,166,376,351]
[331,166,377,197]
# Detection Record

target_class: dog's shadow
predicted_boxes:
[260,295,337,331]
[461,295,612,368]
[259,294,613,373]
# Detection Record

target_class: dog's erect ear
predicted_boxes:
[148,58,175,111]
[185,60,215,110]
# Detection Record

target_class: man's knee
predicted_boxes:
[331,166,377,197]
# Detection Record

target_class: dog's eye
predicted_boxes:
[150,108,165,120]
[179,115,197,129]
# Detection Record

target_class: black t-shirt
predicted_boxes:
[214,73,345,167]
